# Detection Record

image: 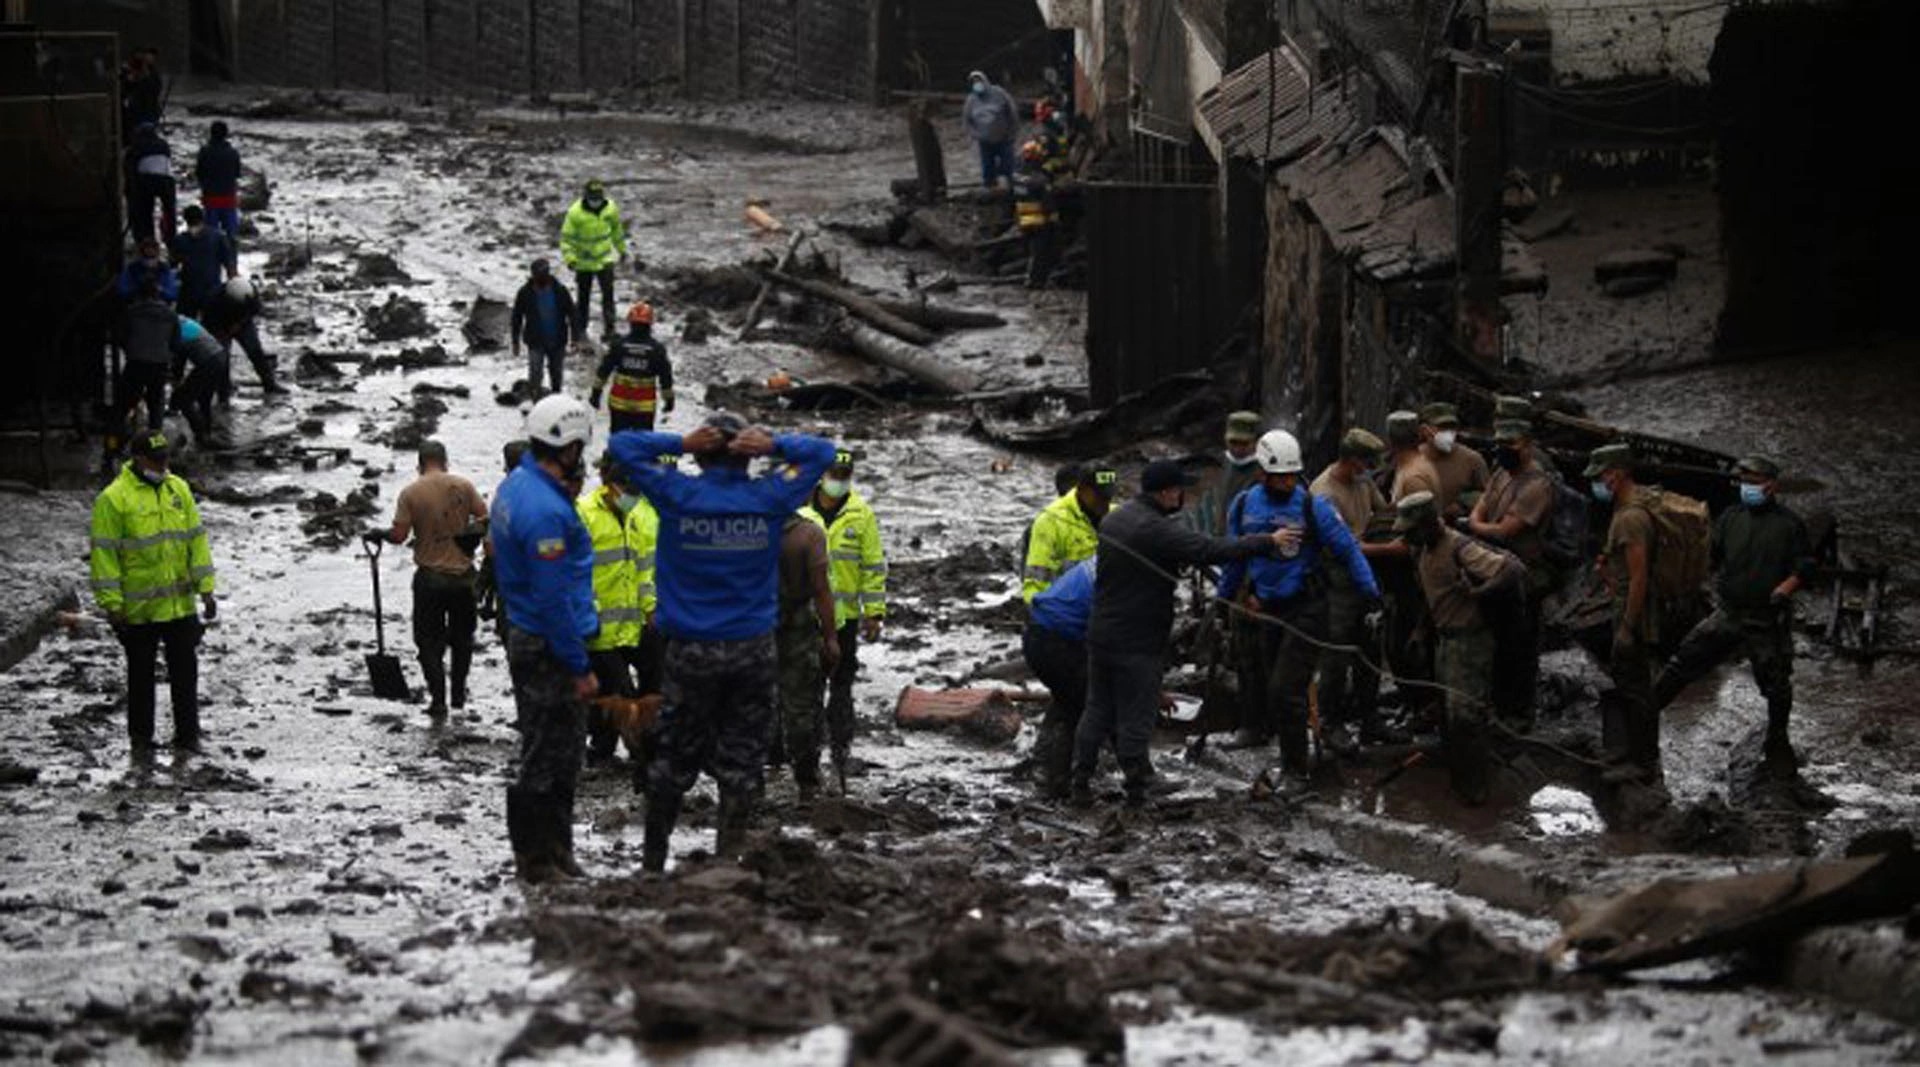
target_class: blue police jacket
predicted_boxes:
[1029,557,1095,642]
[609,430,837,642]
[1217,483,1380,602]
[493,453,598,674]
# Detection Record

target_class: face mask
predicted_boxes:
[137,465,166,486]
[1226,449,1258,468]
[584,197,605,212]
[1434,430,1457,455]
[616,493,641,514]
[820,478,851,500]
[970,83,986,95]
[1739,483,1769,508]
[1493,446,1522,471]
[1590,480,1613,503]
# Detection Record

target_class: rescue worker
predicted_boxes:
[124,121,177,242]
[1308,428,1393,747]
[1586,443,1662,782]
[1394,491,1526,804]
[1194,411,1266,537]
[801,450,886,788]
[961,70,1018,190]
[116,237,179,304]
[194,121,243,239]
[201,276,286,398]
[1075,461,1287,805]
[1011,141,1060,289]
[510,259,576,400]
[1032,101,1072,178]
[589,301,676,432]
[116,283,179,437]
[1466,419,1559,729]
[1653,455,1814,774]
[1024,557,1093,799]
[89,431,216,755]
[606,412,836,871]
[477,440,530,643]
[1217,431,1381,772]
[1381,409,1441,733]
[1022,466,1115,603]
[1387,410,1440,504]
[120,48,163,139]
[575,453,647,765]
[367,441,487,718]
[775,509,840,799]
[559,179,628,342]
[1418,402,1489,518]
[168,206,234,322]
[167,315,229,448]
[493,396,601,883]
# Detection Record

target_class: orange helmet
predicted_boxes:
[1020,140,1046,162]
[627,301,654,325]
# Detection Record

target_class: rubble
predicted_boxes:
[362,293,433,341]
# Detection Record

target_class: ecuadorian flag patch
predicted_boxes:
[536,538,567,560]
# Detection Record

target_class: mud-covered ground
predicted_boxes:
[1,90,1915,1063]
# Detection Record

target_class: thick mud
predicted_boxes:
[0,89,1915,1062]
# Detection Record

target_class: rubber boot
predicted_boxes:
[1764,698,1798,776]
[641,794,679,874]
[714,790,751,861]
[420,657,448,718]
[551,789,586,879]
[507,787,555,884]
[1034,716,1071,800]
[449,644,470,710]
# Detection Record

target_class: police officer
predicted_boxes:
[607,411,836,871]
[589,301,675,432]
[1654,455,1814,774]
[1023,466,1114,603]
[89,430,216,756]
[1217,431,1381,772]
[1395,491,1526,804]
[801,450,887,789]
[493,396,601,882]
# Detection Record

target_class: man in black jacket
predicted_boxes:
[510,259,577,399]
[1072,460,1285,805]
[195,121,243,239]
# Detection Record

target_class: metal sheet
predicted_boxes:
[1085,182,1224,407]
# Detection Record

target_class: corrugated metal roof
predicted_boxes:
[1280,132,1455,282]
[1195,45,1367,166]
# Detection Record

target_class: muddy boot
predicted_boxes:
[714,790,751,861]
[550,790,586,880]
[1068,775,1095,808]
[1447,720,1492,807]
[449,645,470,710]
[829,744,851,796]
[507,788,555,884]
[420,657,448,719]
[1034,717,1073,800]
[641,794,679,874]
[1763,699,1798,776]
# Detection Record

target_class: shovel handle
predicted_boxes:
[367,544,388,654]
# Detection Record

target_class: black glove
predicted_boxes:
[588,387,603,409]
[361,529,387,546]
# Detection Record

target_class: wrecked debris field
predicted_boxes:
[2,92,1918,1064]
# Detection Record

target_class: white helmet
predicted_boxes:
[223,276,258,303]
[524,394,593,449]
[1255,429,1303,474]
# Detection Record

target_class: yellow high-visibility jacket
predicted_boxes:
[559,197,628,273]
[802,491,886,627]
[577,490,642,652]
[1022,490,1099,603]
[627,494,659,621]
[89,463,215,624]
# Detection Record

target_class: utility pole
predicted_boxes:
[1452,59,1505,367]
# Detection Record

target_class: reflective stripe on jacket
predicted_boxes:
[628,495,660,619]
[1022,491,1100,603]
[559,198,628,272]
[801,491,886,626]
[89,463,215,624]
[577,491,642,651]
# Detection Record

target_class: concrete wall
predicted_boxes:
[1260,183,1342,459]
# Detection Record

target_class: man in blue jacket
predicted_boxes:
[492,395,601,883]
[1024,557,1093,799]
[608,411,837,872]
[1217,430,1381,776]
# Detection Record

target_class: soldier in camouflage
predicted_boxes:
[776,511,841,799]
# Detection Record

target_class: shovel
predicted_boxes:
[363,539,410,700]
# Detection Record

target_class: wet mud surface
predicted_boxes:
[1,89,1916,1062]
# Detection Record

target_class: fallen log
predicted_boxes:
[738,230,808,339]
[845,322,982,395]
[771,272,937,346]
[869,296,1006,331]
[906,209,979,263]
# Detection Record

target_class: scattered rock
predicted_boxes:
[1594,247,1678,285]
[681,307,715,344]
[0,759,40,786]
[462,296,511,352]
[351,252,413,286]
[191,828,254,852]
[238,167,272,211]
[174,934,231,963]
[363,294,433,341]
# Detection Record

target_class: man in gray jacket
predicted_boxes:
[962,70,1019,190]
[1073,460,1286,806]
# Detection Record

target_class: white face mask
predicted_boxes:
[1226,448,1259,468]
[1434,430,1458,455]
[820,478,851,500]
[616,492,641,514]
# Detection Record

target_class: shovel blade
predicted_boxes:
[366,653,410,701]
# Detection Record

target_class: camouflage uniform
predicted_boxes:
[775,600,827,787]
[646,635,779,819]
[506,627,587,822]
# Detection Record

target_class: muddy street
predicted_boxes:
[2,88,1917,1065]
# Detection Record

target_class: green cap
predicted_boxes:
[1339,427,1386,461]
[831,449,856,471]
[1393,490,1438,532]
[1081,466,1119,496]
[1735,454,1780,480]
[1418,402,1460,428]
[1225,411,1263,443]
[1492,420,1531,444]
[1494,395,1534,422]
[131,430,170,456]
[1385,410,1421,447]
[584,179,606,196]
[1583,442,1635,478]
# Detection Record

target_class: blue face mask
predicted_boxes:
[970,82,986,96]
[1739,483,1769,508]
[1590,480,1613,503]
